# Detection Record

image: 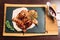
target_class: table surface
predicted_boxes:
[0,0,60,40]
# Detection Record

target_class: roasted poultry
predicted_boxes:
[12,10,38,32]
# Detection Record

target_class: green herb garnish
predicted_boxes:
[6,20,14,31]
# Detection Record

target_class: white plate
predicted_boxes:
[12,8,35,31]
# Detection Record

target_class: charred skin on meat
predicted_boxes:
[12,10,32,32]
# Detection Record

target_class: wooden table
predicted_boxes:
[0,0,59,40]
